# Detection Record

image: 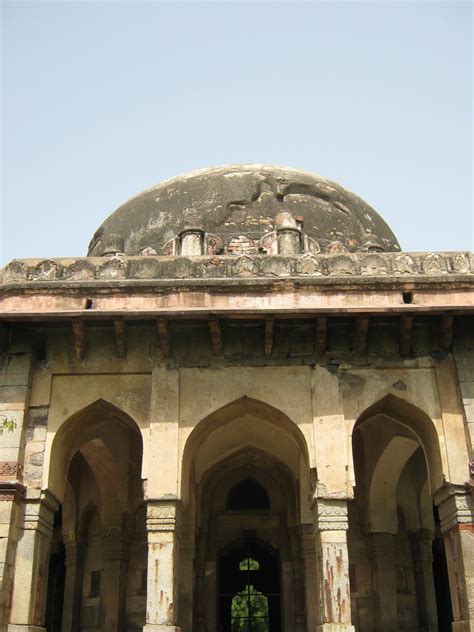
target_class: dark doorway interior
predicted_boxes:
[219,539,281,632]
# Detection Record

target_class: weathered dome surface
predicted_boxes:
[87,165,400,256]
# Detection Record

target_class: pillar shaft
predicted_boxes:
[8,491,59,632]
[435,486,474,631]
[313,498,355,632]
[410,528,439,632]
[369,532,398,632]
[60,540,84,632]
[102,529,130,632]
[144,500,181,632]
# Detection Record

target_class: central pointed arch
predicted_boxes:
[180,395,311,506]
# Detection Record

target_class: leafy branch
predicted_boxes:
[0,414,17,435]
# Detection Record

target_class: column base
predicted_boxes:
[317,626,356,632]
[452,621,474,632]
[143,627,181,632]
[8,627,46,632]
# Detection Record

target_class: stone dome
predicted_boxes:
[87,164,400,257]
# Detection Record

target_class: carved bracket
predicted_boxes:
[399,314,413,356]
[208,316,223,357]
[72,319,85,360]
[113,319,127,358]
[315,317,327,355]
[354,316,369,354]
[157,318,170,357]
[264,316,274,356]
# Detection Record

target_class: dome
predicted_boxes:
[87,164,400,257]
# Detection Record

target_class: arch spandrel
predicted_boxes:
[178,366,315,457]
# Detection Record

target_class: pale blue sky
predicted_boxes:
[1,0,472,265]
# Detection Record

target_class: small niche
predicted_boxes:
[402,291,413,304]
[84,298,93,309]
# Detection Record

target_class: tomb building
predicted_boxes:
[0,164,473,632]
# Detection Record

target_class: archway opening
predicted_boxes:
[219,539,281,632]
[44,400,145,632]
[350,395,452,632]
[181,398,311,632]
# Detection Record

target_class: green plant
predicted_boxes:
[0,415,17,435]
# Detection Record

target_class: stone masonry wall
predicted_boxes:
[454,320,474,455]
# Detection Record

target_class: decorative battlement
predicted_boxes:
[1,251,473,288]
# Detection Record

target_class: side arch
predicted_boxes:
[353,393,444,494]
[46,398,143,503]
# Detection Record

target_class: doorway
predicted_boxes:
[219,538,281,632]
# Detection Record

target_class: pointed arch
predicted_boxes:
[47,398,143,502]
[78,500,101,542]
[354,394,444,494]
[180,396,311,506]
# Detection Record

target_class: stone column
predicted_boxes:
[292,559,306,632]
[281,557,295,632]
[144,499,181,632]
[312,498,355,632]
[301,524,319,631]
[435,485,474,632]
[8,490,59,632]
[102,527,130,632]
[368,532,398,632]
[409,528,439,632]
[177,531,194,632]
[193,560,206,632]
[60,538,85,632]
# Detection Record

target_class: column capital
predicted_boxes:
[23,489,60,538]
[368,532,395,565]
[101,527,132,561]
[63,539,86,566]
[433,484,473,533]
[312,497,349,533]
[146,498,181,532]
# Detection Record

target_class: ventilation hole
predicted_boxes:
[85,298,93,309]
[402,291,413,304]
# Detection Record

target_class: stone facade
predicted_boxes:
[0,166,473,632]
